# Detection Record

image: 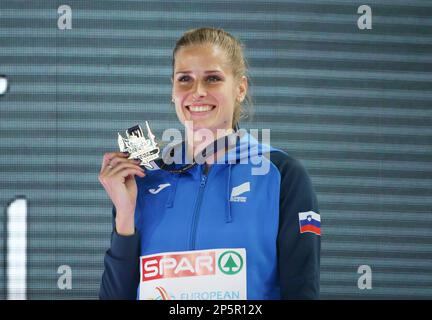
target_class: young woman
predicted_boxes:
[98,27,321,300]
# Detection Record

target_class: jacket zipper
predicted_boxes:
[189,166,208,250]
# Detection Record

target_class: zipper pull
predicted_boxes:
[200,175,207,186]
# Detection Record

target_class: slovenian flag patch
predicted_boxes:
[299,211,321,236]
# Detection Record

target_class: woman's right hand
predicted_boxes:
[98,152,146,235]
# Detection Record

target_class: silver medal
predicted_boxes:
[117,121,161,170]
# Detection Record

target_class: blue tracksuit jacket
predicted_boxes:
[99,132,321,299]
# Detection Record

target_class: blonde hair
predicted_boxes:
[172,27,253,129]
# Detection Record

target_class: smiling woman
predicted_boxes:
[171,29,251,160]
[171,28,252,133]
[171,43,246,132]
[98,27,321,300]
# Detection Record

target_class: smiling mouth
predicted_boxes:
[185,105,216,113]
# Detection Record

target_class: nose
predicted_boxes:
[191,81,207,100]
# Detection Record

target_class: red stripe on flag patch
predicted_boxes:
[300,225,321,236]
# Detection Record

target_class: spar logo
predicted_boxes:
[218,250,243,275]
[141,251,216,281]
[140,249,244,281]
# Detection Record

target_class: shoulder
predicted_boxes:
[266,149,311,183]
[265,149,317,210]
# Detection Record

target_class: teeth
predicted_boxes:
[188,105,214,112]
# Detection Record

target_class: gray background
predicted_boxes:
[0,0,431,299]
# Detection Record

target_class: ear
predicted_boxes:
[236,76,248,103]
[171,79,175,103]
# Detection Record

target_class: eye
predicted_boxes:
[178,75,191,82]
[207,75,221,82]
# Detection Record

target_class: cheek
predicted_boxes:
[174,104,185,123]
[173,87,186,100]
[172,89,187,111]
[216,93,236,117]
[212,90,233,108]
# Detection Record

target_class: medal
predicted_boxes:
[117,121,161,170]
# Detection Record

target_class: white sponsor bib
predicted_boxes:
[139,248,247,300]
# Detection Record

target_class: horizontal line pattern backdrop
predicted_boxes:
[0,0,431,299]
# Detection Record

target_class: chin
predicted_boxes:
[190,121,214,132]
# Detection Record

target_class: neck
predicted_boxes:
[186,127,234,165]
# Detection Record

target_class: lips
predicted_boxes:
[185,104,216,115]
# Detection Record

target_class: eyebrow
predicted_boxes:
[175,70,223,75]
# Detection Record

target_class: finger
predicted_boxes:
[101,152,119,171]
[101,152,129,171]
[107,162,145,178]
[112,167,146,180]
[102,159,141,177]
[109,156,140,169]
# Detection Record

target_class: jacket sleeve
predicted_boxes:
[271,151,321,299]
[99,206,140,300]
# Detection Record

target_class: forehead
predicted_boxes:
[174,44,230,73]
